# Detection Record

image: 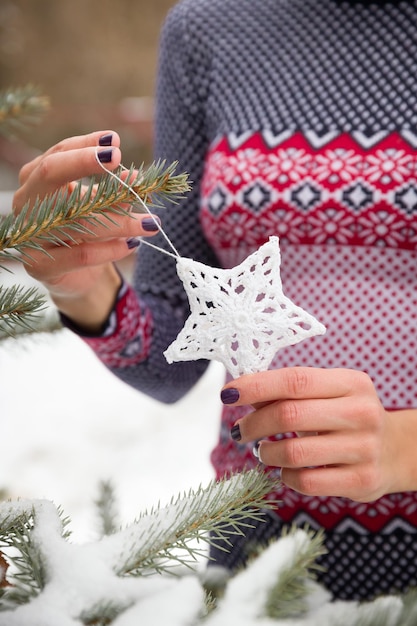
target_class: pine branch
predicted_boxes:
[264,524,327,620]
[0,85,49,138]
[0,285,48,336]
[0,309,62,341]
[0,162,190,262]
[129,160,191,208]
[95,481,119,538]
[80,602,125,626]
[0,159,189,337]
[113,469,279,577]
[0,502,71,609]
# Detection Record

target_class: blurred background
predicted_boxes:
[0,0,177,189]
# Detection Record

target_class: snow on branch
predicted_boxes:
[0,470,277,625]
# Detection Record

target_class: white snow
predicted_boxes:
[0,303,223,542]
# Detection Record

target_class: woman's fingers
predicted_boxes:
[280,465,374,500]
[236,397,358,442]
[256,431,376,470]
[18,130,120,185]
[23,213,159,279]
[26,238,137,282]
[221,367,371,407]
[14,145,122,211]
[39,212,160,248]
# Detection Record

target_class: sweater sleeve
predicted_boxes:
[69,1,221,403]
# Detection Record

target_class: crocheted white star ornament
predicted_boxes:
[164,236,326,378]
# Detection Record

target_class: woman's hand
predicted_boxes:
[12,130,160,332]
[221,367,417,502]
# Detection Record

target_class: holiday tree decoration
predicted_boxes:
[164,236,326,378]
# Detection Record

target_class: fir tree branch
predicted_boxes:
[0,309,62,341]
[0,85,49,138]
[95,481,119,538]
[0,502,71,610]
[113,469,279,577]
[0,285,48,337]
[80,602,125,626]
[0,161,190,261]
[264,524,327,620]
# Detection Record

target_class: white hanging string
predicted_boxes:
[95,151,180,260]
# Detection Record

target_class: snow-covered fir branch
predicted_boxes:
[0,470,277,625]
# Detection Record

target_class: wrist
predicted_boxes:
[52,264,122,334]
[387,408,417,493]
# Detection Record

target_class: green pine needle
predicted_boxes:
[0,285,48,337]
[264,524,327,620]
[0,161,190,261]
[0,85,50,138]
[95,481,119,538]
[0,504,70,608]
[116,469,279,578]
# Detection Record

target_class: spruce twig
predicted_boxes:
[0,472,278,622]
[0,85,49,138]
[114,469,278,577]
[95,481,119,538]
[0,161,190,263]
[0,504,70,608]
[80,602,125,626]
[0,285,47,336]
[0,158,189,338]
[264,524,327,620]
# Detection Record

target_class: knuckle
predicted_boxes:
[353,467,381,502]
[280,400,302,432]
[284,367,310,397]
[38,156,53,183]
[75,244,91,267]
[296,470,319,495]
[283,438,307,468]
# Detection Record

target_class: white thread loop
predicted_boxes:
[95,151,180,259]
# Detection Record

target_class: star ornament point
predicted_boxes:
[164,236,326,378]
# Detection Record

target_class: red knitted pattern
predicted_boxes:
[204,131,417,533]
[201,131,417,258]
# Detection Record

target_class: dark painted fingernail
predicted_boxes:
[127,237,140,249]
[99,133,113,147]
[142,216,161,232]
[230,424,242,442]
[98,149,113,163]
[221,388,240,404]
[253,441,260,459]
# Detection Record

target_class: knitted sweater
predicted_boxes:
[82,0,417,536]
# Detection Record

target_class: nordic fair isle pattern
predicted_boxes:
[201,131,417,256]
[207,129,417,535]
